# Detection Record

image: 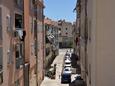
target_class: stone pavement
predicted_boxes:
[40,49,80,86]
[40,49,68,86]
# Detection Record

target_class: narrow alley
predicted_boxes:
[40,49,78,86]
[1,0,115,86]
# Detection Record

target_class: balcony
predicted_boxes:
[0,70,3,85]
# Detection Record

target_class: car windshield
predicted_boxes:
[64,69,69,71]
[62,74,71,78]
[66,63,71,64]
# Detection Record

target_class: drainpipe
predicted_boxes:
[22,0,26,86]
[35,3,39,86]
[42,6,45,80]
[84,0,88,84]
[78,0,81,68]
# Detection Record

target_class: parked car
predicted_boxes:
[61,73,71,83]
[65,53,70,57]
[74,75,85,86]
[63,67,72,74]
[65,59,71,63]
[65,55,71,61]
[64,59,71,67]
[61,67,71,83]
[75,75,83,80]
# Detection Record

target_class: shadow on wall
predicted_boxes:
[45,51,56,70]
[59,42,73,48]
[71,53,81,74]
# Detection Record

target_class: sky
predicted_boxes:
[44,0,77,22]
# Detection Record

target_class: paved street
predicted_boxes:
[40,49,78,86]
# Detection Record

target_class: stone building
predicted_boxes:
[0,0,45,86]
[44,18,59,69]
[74,0,115,86]
[58,20,74,48]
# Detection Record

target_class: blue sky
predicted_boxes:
[44,0,77,22]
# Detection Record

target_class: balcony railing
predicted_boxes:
[0,70,3,85]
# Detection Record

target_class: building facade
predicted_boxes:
[58,20,74,48]
[75,0,115,86]
[44,18,59,69]
[0,0,45,86]
[29,0,45,86]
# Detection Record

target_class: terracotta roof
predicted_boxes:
[44,18,59,27]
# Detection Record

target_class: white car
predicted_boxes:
[65,59,71,63]
[64,59,71,67]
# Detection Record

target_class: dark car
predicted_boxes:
[61,73,71,83]
[74,76,85,86]
[75,76,83,80]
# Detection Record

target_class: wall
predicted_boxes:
[86,0,115,86]
[1,0,24,86]
[96,0,115,86]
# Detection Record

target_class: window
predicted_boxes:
[7,46,13,64]
[65,28,68,30]
[34,40,38,56]
[15,79,20,86]
[59,28,61,36]
[46,47,50,56]
[66,32,68,35]
[15,43,23,69]
[29,0,33,11]
[33,20,37,38]
[15,14,23,29]
[15,0,23,10]
[16,44,23,58]
[46,36,50,43]
[37,6,43,21]
[33,5,37,16]
[30,18,33,33]
[59,28,61,31]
